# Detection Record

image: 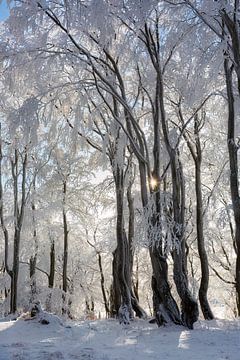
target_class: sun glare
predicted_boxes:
[150,177,158,190]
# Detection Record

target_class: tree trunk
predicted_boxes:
[110,248,121,317]
[62,179,69,315]
[126,166,146,318]
[62,180,68,294]
[46,239,55,312]
[195,160,214,319]
[9,149,27,314]
[170,153,199,329]
[138,157,182,325]
[150,246,182,326]
[182,113,214,320]
[30,179,38,305]
[97,252,110,317]
[153,37,199,326]
[224,57,240,315]
[48,240,55,288]
[29,254,37,304]
[115,166,133,324]
[11,230,20,313]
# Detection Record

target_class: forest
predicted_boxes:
[0,0,240,339]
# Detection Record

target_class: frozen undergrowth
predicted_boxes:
[0,316,239,360]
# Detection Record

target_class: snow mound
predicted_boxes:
[18,301,64,327]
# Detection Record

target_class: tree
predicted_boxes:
[179,108,214,319]
[0,0,239,326]
[0,124,28,313]
[177,0,240,317]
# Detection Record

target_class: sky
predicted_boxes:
[0,0,9,21]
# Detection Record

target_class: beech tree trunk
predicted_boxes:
[224,57,240,315]
[170,151,199,329]
[150,246,182,325]
[110,248,122,317]
[0,146,28,315]
[126,164,146,318]
[49,240,55,289]
[157,54,199,326]
[45,239,55,312]
[189,0,240,318]
[29,254,37,304]
[97,252,110,317]
[62,180,68,294]
[195,161,214,319]
[114,166,133,324]
[30,177,38,305]
[181,112,214,320]
[138,159,182,325]
[11,231,21,314]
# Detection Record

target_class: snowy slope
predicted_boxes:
[0,316,239,360]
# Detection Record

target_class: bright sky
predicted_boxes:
[0,0,9,21]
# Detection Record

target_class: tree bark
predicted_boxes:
[170,152,199,329]
[30,177,38,305]
[158,59,199,327]
[150,246,182,325]
[61,177,70,315]
[195,160,214,319]
[45,239,55,312]
[126,163,147,318]
[114,166,133,324]
[29,254,37,304]
[181,112,214,320]
[97,252,110,317]
[224,57,240,314]
[110,248,122,317]
[9,149,27,314]
[49,240,55,289]
[62,180,68,294]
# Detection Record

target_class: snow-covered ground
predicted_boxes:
[0,315,239,360]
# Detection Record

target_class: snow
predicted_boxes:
[0,316,239,360]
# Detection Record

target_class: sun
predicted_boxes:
[150,177,158,191]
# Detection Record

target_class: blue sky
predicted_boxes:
[0,0,9,21]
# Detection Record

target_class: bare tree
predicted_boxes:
[178,107,214,319]
[0,129,28,313]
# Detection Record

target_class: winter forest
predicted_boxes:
[0,1,240,359]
